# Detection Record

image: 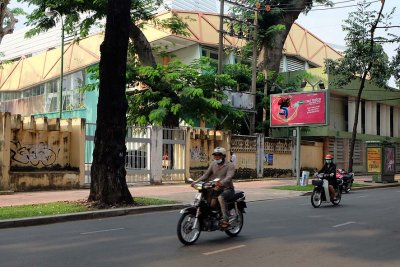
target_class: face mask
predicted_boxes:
[325,160,332,164]
[215,159,223,164]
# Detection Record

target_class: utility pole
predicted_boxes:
[250,3,259,135]
[261,3,271,135]
[218,0,225,75]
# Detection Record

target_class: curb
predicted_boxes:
[301,182,400,196]
[0,203,188,229]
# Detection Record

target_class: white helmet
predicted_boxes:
[212,147,226,156]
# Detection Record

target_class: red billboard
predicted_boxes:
[270,91,328,127]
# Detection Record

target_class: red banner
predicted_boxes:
[270,91,327,127]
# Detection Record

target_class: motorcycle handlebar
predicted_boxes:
[315,173,333,178]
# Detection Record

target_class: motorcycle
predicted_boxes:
[177,178,247,245]
[311,173,342,208]
[336,168,354,193]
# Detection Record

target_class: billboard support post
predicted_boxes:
[269,90,329,185]
[296,126,301,185]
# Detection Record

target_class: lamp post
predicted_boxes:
[45,7,64,119]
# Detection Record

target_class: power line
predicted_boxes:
[279,0,380,12]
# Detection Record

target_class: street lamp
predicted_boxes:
[45,7,64,119]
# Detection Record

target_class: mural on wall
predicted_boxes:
[190,146,209,162]
[10,140,59,167]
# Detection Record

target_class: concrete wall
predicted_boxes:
[0,112,85,191]
[189,128,229,169]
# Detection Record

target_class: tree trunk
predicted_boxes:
[0,1,17,44]
[348,1,385,172]
[89,0,133,205]
[259,1,305,135]
[348,75,366,173]
[129,23,156,67]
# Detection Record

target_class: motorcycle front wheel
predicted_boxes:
[311,188,322,208]
[177,212,201,245]
[225,208,244,237]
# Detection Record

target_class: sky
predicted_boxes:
[296,0,399,87]
[7,0,400,87]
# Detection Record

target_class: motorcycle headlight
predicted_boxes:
[194,183,203,190]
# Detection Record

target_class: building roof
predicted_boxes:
[0,10,342,92]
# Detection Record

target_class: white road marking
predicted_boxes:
[80,228,125,235]
[333,221,356,228]
[203,245,246,255]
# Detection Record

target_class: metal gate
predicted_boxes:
[162,128,186,182]
[85,125,186,185]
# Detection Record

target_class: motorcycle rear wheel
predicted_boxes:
[311,189,322,208]
[225,208,244,237]
[345,182,353,193]
[177,212,201,245]
[332,188,342,205]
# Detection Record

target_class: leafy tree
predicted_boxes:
[127,57,244,130]
[325,0,395,172]
[391,47,400,87]
[87,0,133,205]
[230,0,332,133]
[17,0,191,204]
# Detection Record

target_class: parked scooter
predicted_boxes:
[177,178,246,245]
[336,168,354,193]
[311,173,342,208]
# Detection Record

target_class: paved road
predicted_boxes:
[1,187,400,267]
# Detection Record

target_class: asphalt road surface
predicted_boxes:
[1,187,400,267]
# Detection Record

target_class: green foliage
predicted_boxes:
[390,47,400,87]
[325,0,394,88]
[154,15,192,37]
[10,7,27,17]
[18,0,188,46]
[127,57,245,129]
[79,65,99,93]
[223,64,252,91]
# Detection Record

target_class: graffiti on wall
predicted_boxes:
[384,147,395,174]
[10,141,58,167]
[190,146,209,162]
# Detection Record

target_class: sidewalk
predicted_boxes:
[0,178,302,207]
[1,176,398,207]
[1,176,399,229]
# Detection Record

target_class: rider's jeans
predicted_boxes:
[218,188,235,220]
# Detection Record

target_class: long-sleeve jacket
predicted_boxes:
[196,160,235,190]
[318,163,336,176]
[318,163,337,185]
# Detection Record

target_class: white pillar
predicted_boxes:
[393,107,400,138]
[150,126,163,184]
[365,101,377,135]
[380,104,390,137]
[348,97,361,133]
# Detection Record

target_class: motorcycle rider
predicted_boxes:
[317,154,338,201]
[192,147,236,227]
